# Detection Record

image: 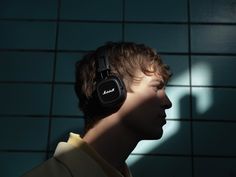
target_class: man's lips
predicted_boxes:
[161,114,167,125]
[162,119,167,125]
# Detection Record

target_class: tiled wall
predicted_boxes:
[0,0,236,176]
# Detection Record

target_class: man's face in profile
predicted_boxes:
[119,71,172,140]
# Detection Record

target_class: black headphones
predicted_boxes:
[95,48,127,109]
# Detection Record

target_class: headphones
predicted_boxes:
[95,48,127,109]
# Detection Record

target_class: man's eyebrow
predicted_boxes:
[150,79,165,86]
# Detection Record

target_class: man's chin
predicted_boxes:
[143,129,164,140]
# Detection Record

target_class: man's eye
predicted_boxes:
[158,83,165,89]
[152,85,162,92]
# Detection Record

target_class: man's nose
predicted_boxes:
[162,95,172,109]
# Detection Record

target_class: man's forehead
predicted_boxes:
[136,70,164,82]
[135,69,162,77]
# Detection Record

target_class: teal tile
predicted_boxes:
[191,25,236,53]
[52,84,83,116]
[193,122,236,156]
[192,56,236,86]
[162,55,190,86]
[194,157,236,177]
[58,22,122,50]
[192,88,236,120]
[125,0,188,22]
[191,0,236,23]
[50,118,84,150]
[0,51,54,82]
[0,0,57,19]
[0,83,51,115]
[55,52,84,82]
[0,152,46,177]
[0,117,48,150]
[125,24,188,53]
[132,121,191,155]
[127,155,191,177]
[60,0,122,21]
[165,86,191,119]
[0,21,56,49]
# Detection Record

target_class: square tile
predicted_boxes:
[0,51,54,82]
[0,21,56,49]
[191,0,236,23]
[192,87,236,120]
[0,0,57,19]
[125,0,187,22]
[193,122,236,156]
[125,24,188,53]
[191,25,236,54]
[0,152,46,177]
[0,117,48,150]
[192,56,236,86]
[194,157,236,177]
[55,52,84,82]
[58,22,122,50]
[52,84,83,116]
[60,0,122,21]
[0,83,51,115]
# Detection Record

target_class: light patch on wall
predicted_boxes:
[192,88,213,115]
[192,62,213,114]
[192,62,212,86]
[127,62,213,165]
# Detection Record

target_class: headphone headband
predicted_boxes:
[96,47,111,80]
[95,48,127,109]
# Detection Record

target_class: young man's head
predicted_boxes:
[75,41,172,137]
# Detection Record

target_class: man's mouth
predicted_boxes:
[161,114,167,125]
[162,118,167,125]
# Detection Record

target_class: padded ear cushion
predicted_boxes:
[96,76,126,108]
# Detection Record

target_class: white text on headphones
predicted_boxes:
[102,88,115,95]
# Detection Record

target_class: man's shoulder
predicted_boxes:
[21,142,108,177]
[21,157,71,177]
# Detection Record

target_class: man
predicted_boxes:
[22,41,172,177]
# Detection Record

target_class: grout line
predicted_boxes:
[45,0,61,160]
[1,48,236,56]
[1,48,236,57]
[186,0,194,176]
[1,18,236,26]
[122,0,126,41]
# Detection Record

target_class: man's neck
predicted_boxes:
[82,115,140,173]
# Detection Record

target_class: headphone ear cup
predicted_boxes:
[96,76,126,108]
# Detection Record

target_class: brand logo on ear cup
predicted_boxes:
[102,88,115,95]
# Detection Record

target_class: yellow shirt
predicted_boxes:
[22,133,132,177]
